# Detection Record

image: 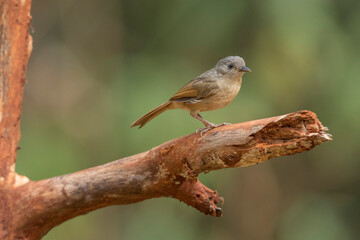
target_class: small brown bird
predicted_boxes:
[131,56,251,132]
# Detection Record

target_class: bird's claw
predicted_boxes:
[196,127,214,135]
[196,122,232,136]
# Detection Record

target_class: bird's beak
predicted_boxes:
[240,66,251,72]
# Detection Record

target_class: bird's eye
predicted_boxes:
[228,63,234,69]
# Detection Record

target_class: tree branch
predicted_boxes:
[11,110,331,239]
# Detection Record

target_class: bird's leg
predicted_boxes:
[190,112,219,135]
[191,112,216,128]
[190,112,232,135]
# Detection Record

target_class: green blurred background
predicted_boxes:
[16,0,359,239]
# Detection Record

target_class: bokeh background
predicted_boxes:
[16,0,359,239]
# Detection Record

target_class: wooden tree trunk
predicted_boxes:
[0,1,332,239]
[1,0,33,238]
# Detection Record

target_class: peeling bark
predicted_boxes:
[11,110,331,239]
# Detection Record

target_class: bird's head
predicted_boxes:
[215,56,251,78]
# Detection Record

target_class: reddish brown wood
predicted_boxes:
[0,1,333,239]
[0,0,32,181]
[11,110,331,239]
[0,0,32,239]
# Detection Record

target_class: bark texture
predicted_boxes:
[0,1,333,239]
[0,0,32,181]
[12,110,331,239]
[0,0,32,239]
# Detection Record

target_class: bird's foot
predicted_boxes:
[196,126,214,135]
[196,122,232,136]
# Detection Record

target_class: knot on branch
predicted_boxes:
[172,180,224,217]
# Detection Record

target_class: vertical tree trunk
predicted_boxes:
[0,0,32,239]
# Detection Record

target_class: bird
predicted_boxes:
[130,56,251,133]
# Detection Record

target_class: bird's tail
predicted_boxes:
[130,101,173,128]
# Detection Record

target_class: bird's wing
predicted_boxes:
[170,80,198,101]
[169,77,219,102]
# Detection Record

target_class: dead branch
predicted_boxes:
[10,110,331,239]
